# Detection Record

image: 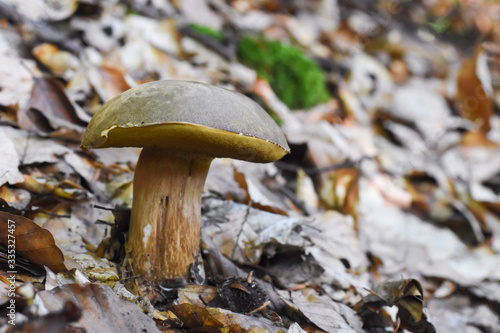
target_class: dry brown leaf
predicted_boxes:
[290,288,364,333]
[98,65,131,101]
[455,54,493,132]
[319,168,359,215]
[354,279,436,333]
[207,307,286,333]
[233,160,290,215]
[0,211,67,273]
[28,77,83,123]
[177,284,219,307]
[18,171,86,200]
[36,283,160,333]
[0,186,30,210]
[32,43,79,77]
[19,76,86,141]
[205,159,248,203]
[169,303,223,330]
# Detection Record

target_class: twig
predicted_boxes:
[275,158,368,175]
[92,204,130,212]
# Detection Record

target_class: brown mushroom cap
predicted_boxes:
[81,80,290,162]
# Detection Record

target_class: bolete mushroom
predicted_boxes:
[81,80,289,282]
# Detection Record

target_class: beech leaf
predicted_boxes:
[0,211,67,273]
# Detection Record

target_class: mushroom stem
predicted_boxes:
[128,147,213,282]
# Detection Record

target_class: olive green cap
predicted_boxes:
[81,80,289,162]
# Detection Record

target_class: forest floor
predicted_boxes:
[1,0,500,332]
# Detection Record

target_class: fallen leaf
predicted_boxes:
[207,307,286,333]
[97,65,132,101]
[206,159,248,203]
[456,53,493,132]
[20,76,86,140]
[300,211,368,286]
[428,296,500,332]
[354,279,436,333]
[346,52,394,114]
[169,303,223,330]
[201,197,303,266]
[0,130,24,186]
[0,55,34,109]
[0,211,67,272]
[35,283,161,333]
[32,43,79,77]
[233,160,290,215]
[0,186,30,211]
[287,323,307,333]
[6,300,81,333]
[0,126,71,165]
[6,0,77,21]
[259,244,324,288]
[290,288,364,333]
[18,171,87,200]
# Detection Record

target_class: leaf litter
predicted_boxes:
[1,0,500,332]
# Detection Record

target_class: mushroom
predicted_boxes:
[81,80,290,282]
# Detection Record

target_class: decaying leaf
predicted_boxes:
[427,295,500,332]
[207,307,287,333]
[32,43,79,77]
[5,0,78,21]
[455,53,493,132]
[0,130,24,186]
[169,303,223,330]
[0,126,71,165]
[354,279,435,333]
[300,211,368,289]
[206,159,248,203]
[20,76,86,141]
[0,186,30,211]
[0,55,34,108]
[0,211,67,273]
[259,244,324,289]
[35,283,160,333]
[201,196,303,265]
[233,160,291,215]
[6,300,81,333]
[177,284,219,307]
[289,288,364,333]
[2,1,500,332]
[18,171,86,200]
[89,65,131,102]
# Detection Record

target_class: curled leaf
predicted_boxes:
[354,279,436,333]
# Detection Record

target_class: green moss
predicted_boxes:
[189,23,223,41]
[237,36,330,109]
